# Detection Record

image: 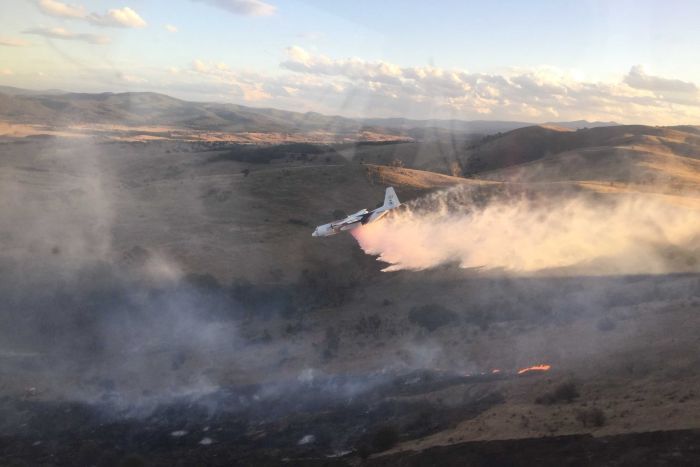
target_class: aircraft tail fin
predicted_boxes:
[382,187,400,209]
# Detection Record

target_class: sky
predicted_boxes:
[1,0,700,123]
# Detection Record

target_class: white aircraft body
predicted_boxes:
[312,187,400,237]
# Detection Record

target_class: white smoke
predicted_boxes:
[0,140,244,405]
[352,187,700,274]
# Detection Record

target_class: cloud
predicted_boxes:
[624,65,698,94]
[24,27,110,45]
[87,7,147,28]
[37,0,86,18]
[192,59,209,73]
[275,46,700,123]
[1,69,14,76]
[165,24,178,33]
[191,0,276,17]
[189,59,273,101]
[50,48,700,125]
[35,1,147,28]
[0,37,31,47]
[118,72,148,84]
[282,46,403,84]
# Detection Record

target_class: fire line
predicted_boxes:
[517,364,552,375]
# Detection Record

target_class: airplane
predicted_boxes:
[312,187,400,237]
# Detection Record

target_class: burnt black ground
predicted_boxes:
[3,420,699,466]
[0,370,505,466]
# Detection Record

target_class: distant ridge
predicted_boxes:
[0,86,618,137]
[542,119,618,130]
[0,85,66,96]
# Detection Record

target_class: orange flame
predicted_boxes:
[517,364,551,375]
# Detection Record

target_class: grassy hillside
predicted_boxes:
[336,140,469,175]
[5,125,700,284]
[0,138,479,284]
[463,125,700,189]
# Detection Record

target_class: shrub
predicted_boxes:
[287,218,309,226]
[355,314,382,336]
[409,304,458,332]
[463,307,493,330]
[332,209,347,219]
[576,407,606,428]
[296,265,359,309]
[285,322,302,335]
[371,425,399,452]
[211,143,336,164]
[536,382,580,405]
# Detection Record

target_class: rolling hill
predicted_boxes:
[0,87,616,139]
[463,125,700,194]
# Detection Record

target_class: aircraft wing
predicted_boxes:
[331,216,362,228]
[330,210,367,228]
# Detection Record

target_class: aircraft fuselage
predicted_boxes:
[312,187,400,237]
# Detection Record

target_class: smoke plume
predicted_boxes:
[0,140,244,406]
